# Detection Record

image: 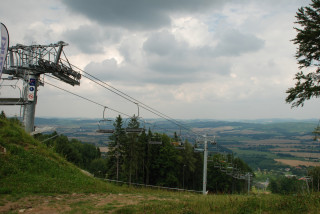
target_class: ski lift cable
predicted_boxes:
[80,71,196,134]
[9,48,197,136]
[64,61,198,135]
[43,80,131,118]
[12,48,200,137]
[81,72,186,128]
[44,76,152,132]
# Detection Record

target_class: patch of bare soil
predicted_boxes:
[0,193,151,213]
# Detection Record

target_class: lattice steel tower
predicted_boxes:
[1,41,81,133]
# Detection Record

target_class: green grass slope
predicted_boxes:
[1,117,320,214]
[0,117,110,194]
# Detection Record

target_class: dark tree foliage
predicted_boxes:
[106,115,127,180]
[38,133,101,172]
[34,114,253,193]
[269,176,304,194]
[0,111,6,119]
[89,158,108,178]
[308,166,320,192]
[207,154,252,193]
[123,115,142,184]
[286,0,320,107]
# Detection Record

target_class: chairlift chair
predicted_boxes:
[210,136,217,145]
[125,103,145,134]
[173,130,185,149]
[175,146,185,150]
[149,136,162,145]
[125,118,145,134]
[0,84,28,105]
[96,107,114,134]
[239,174,246,179]
[148,124,163,144]
[233,173,240,179]
[226,166,233,175]
[125,127,145,133]
[214,162,221,168]
[97,121,114,134]
[171,139,185,149]
[194,148,204,153]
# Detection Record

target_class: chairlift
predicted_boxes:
[233,173,240,179]
[125,103,145,134]
[194,148,204,153]
[172,127,184,148]
[196,135,217,145]
[148,124,163,144]
[0,84,27,105]
[211,136,217,145]
[149,135,162,145]
[175,146,185,150]
[226,166,233,176]
[96,107,114,134]
[170,140,184,149]
[220,168,227,173]
[214,162,221,168]
[172,139,185,149]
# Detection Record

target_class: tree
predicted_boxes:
[122,115,142,184]
[177,141,196,189]
[269,176,304,194]
[89,158,108,178]
[308,166,320,192]
[106,115,126,180]
[286,0,320,107]
[0,111,6,119]
[150,134,179,187]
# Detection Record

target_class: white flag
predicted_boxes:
[0,23,9,80]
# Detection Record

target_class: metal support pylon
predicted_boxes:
[203,134,208,195]
[22,73,39,132]
[1,41,81,133]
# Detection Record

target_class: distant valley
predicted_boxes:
[35,117,320,172]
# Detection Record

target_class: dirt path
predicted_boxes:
[0,193,153,213]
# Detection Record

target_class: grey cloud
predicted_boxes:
[62,25,122,54]
[214,29,264,56]
[143,30,180,56]
[142,30,261,76]
[61,0,229,30]
[84,58,119,80]
[84,56,220,86]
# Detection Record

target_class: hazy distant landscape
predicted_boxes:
[35,117,320,174]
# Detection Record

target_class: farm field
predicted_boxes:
[274,159,320,167]
[35,117,320,171]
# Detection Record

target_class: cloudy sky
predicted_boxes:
[0,0,319,120]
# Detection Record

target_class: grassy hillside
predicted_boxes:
[0,117,112,194]
[1,116,319,213]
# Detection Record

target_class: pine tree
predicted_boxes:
[106,115,126,180]
[123,115,142,184]
[286,0,320,107]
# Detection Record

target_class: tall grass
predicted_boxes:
[0,117,115,194]
[127,193,320,214]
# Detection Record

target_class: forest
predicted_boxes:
[35,115,253,194]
